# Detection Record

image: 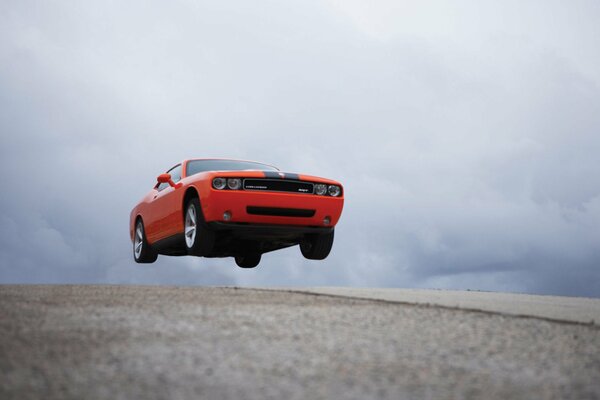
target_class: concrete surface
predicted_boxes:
[1,285,599,400]
[281,287,600,324]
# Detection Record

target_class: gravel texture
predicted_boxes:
[1,285,599,400]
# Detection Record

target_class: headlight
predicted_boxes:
[328,185,341,197]
[314,184,327,196]
[227,178,242,190]
[213,177,227,190]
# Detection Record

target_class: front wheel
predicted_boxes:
[184,198,215,256]
[300,230,334,260]
[133,219,158,263]
[235,253,261,268]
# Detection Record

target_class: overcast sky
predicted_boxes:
[1,0,599,297]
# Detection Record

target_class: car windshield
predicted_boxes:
[186,159,279,177]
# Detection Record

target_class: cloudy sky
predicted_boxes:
[1,0,599,297]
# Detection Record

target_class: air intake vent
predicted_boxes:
[247,207,316,217]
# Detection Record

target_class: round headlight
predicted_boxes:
[213,178,226,190]
[314,184,327,195]
[328,185,341,197]
[227,178,242,190]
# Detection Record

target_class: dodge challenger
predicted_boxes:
[130,159,344,268]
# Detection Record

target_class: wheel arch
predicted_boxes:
[131,213,144,242]
[182,185,200,219]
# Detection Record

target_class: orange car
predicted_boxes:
[130,159,344,268]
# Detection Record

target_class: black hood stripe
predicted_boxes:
[263,171,283,179]
[262,171,301,180]
[284,173,300,180]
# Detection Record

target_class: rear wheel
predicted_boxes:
[235,253,261,268]
[133,219,158,263]
[184,198,215,256]
[300,230,334,260]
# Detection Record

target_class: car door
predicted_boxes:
[145,164,183,243]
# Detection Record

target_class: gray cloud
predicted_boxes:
[1,0,599,296]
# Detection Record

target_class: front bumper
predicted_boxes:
[202,189,344,227]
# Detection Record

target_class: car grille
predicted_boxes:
[247,207,316,217]
[243,179,314,194]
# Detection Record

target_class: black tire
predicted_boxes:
[133,219,158,263]
[235,253,261,268]
[184,198,215,257]
[300,230,334,260]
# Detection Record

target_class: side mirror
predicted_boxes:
[157,173,172,183]
[156,173,182,189]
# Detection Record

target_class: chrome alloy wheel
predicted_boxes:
[185,204,197,248]
[134,223,144,259]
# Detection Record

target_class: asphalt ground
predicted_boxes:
[1,285,599,400]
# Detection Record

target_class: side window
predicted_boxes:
[155,164,182,191]
[169,164,182,183]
